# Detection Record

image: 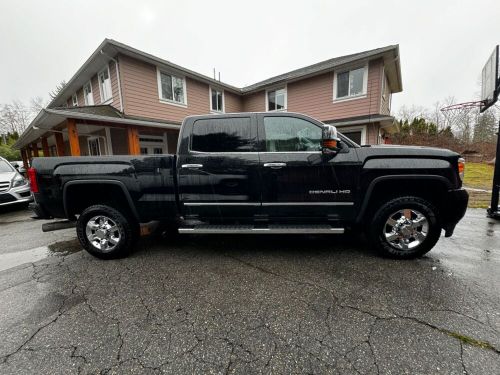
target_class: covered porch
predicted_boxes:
[14,106,181,169]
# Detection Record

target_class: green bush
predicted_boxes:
[0,135,21,161]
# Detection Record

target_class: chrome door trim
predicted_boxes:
[261,202,354,206]
[181,164,203,169]
[183,202,261,206]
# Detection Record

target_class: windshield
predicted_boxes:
[0,160,14,173]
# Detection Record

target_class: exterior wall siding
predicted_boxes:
[287,59,384,122]
[242,91,266,112]
[119,54,212,123]
[109,61,122,110]
[380,72,391,115]
[224,91,243,113]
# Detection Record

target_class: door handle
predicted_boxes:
[263,162,286,169]
[181,164,203,169]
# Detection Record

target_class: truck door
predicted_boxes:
[257,113,359,221]
[177,115,261,221]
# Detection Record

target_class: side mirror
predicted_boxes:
[321,125,341,155]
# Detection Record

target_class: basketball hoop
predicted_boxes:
[440,100,485,112]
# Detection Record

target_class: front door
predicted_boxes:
[258,114,359,221]
[177,115,261,222]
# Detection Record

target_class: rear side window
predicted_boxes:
[191,117,255,152]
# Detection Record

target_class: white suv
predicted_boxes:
[0,157,33,207]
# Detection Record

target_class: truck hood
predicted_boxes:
[357,144,460,160]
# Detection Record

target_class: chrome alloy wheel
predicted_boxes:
[85,215,121,252]
[383,209,429,250]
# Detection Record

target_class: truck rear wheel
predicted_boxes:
[76,205,137,259]
[367,196,441,259]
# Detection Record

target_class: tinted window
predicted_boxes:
[264,117,322,152]
[191,117,255,152]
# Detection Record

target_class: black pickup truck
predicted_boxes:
[29,112,468,259]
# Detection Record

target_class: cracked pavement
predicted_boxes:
[0,206,499,374]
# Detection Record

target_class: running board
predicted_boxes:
[178,224,344,234]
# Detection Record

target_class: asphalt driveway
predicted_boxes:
[0,206,499,374]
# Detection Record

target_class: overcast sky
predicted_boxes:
[1,0,499,113]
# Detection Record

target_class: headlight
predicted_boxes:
[12,175,28,188]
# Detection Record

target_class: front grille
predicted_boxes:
[0,182,10,193]
[0,193,16,204]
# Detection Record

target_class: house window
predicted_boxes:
[83,82,94,105]
[267,88,286,111]
[88,137,102,156]
[98,66,113,103]
[210,87,224,112]
[157,70,186,105]
[71,94,78,107]
[334,66,367,100]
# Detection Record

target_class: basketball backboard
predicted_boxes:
[480,45,499,113]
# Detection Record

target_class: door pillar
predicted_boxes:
[67,119,80,156]
[41,137,50,156]
[127,127,140,155]
[55,132,65,156]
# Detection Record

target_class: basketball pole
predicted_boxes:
[487,118,500,219]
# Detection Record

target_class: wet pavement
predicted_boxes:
[0,205,499,374]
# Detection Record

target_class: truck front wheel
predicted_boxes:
[76,205,137,259]
[367,196,441,259]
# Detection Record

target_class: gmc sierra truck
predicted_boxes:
[29,112,468,259]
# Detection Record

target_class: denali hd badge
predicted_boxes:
[309,190,351,195]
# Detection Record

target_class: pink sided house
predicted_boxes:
[15,39,402,163]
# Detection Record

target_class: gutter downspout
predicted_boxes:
[100,50,124,114]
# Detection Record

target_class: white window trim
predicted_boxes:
[156,67,188,107]
[98,65,113,104]
[337,125,367,145]
[105,127,113,155]
[83,81,94,105]
[71,93,78,107]
[209,86,225,113]
[87,136,103,156]
[333,64,368,102]
[266,85,287,112]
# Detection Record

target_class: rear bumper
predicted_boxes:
[442,188,469,237]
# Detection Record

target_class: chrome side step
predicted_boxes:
[178,224,344,234]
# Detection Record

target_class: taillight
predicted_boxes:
[458,158,465,181]
[27,167,39,193]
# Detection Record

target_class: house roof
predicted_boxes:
[13,105,180,149]
[241,45,401,93]
[48,39,402,108]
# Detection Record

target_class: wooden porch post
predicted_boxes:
[26,145,33,159]
[127,127,140,155]
[55,133,65,156]
[31,142,39,157]
[67,119,80,156]
[21,149,29,170]
[41,137,50,156]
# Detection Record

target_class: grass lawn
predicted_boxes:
[463,162,494,208]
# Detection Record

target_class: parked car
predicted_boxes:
[9,160,26,175]
[29,112,468,260]
[0,157,33,207]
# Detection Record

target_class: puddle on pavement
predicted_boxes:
[0,239,82,272]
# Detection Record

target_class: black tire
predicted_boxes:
[76,204,138,259]
[367,196,441,259]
